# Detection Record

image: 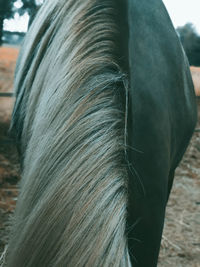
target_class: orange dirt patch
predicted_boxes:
[0,46,19,93]
[0,46,19,64]
[190,66,200,96]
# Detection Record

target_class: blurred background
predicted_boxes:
[0,1,199,267]
[0,0,200,66]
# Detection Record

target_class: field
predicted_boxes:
[0,46,199,266]
[191,66,200,96]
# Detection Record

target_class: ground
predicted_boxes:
[0,46,19,261]
[0,46,199,266]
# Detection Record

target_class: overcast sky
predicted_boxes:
[3,0,200,34]
[163,0,200,34]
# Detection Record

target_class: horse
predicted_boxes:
[4,0,197,266]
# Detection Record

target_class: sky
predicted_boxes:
[3,0,43,32]
[3,0,200,34]
[163,0,200,34]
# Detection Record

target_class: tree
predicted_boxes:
[0,0,15,45]
[0,0,43,45]
[19,0,42,27]
[177,23,200,66]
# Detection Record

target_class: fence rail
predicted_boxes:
[0,92,14,97]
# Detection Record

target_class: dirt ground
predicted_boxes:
[0,46,199,266]
[158,102,200,267]
[0,46,20,258]
[190,66,200,96]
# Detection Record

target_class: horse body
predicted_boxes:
[127,1,197,266]
[4,0,197,266]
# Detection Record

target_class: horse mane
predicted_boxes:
[6,0,132,266]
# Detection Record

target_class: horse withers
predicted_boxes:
[4,0,197,266]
